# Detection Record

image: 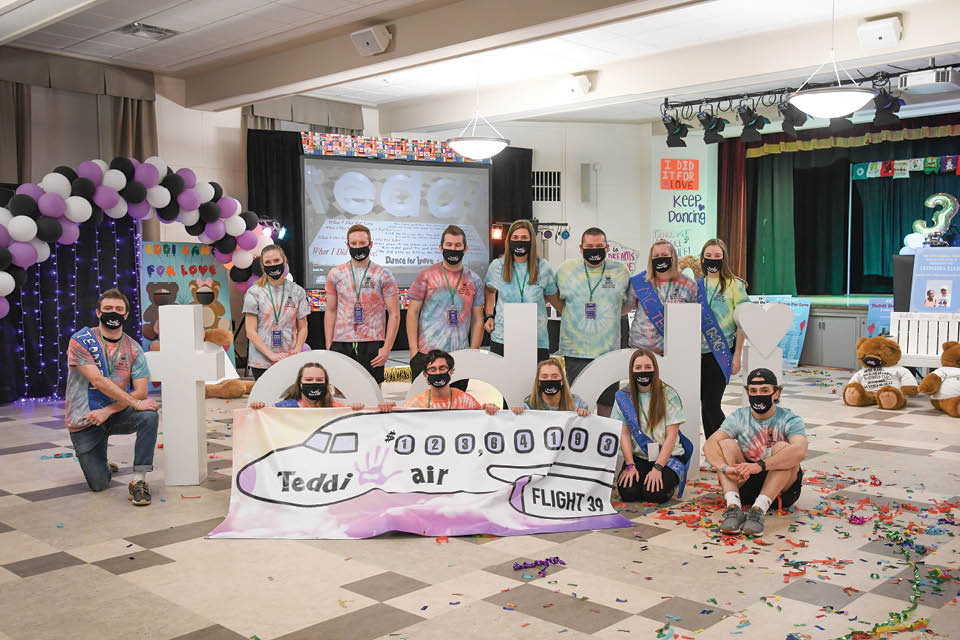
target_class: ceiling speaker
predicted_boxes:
[351,25,392,56]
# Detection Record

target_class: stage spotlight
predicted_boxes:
[737,105,770,143]
[560,229,570,240]
[777,101,808,139]
[662,114,689,147]
[697,110,728,144]
[542,229,553,239]
[491,224,504,241]
[873,90,903,126]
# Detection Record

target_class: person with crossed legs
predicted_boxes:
[703,368,808,535]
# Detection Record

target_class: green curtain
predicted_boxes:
[793,162,849,294]
[751,153,797,295]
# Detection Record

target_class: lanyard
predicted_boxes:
[513,264,529,299]
[350,263,371,304]
[266,282,286,325]
[583,261,606,301]
[99,335,123,377]
[656,280,674,303]
[442,266,464,306]
[706,278,721,308]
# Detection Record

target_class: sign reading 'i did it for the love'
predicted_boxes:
[650,137,718,259]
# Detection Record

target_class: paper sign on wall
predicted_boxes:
[910,247,960,313]
[748,295,811,368]
[650,137,718,258]
[866,298,895,337]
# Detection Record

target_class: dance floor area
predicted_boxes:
[0,368,958,640]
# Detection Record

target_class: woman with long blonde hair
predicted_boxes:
[251,362,395,411]
[511,358,590,416]
[625,240,697,355]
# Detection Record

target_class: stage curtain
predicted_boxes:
[492,147,533,222]
[793,161,849,294]
[0,79,30,184]
[717,138,748,279]
[751,153,796,295]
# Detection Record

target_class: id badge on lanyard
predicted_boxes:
[353,302,364,324]
[271,330,283,348]
[584,302,597,319]
[447,306,459,327]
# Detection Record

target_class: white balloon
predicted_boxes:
[64,196,93,223]
[91,159,109,175]
[899,246,916,256]
[102,169,127,191]
[142,208,156,221]
[179,209,200,226]
[0,206,11,226]
[146,185,171,209]
[232,249,253,269]
[253,233,271,255]
[105,199,128,219]
[30,237,51,263]
[8,215,37,242]
[197,232,213,244]
[144,156,167,177]
[904,233,924,249]
[224,215,246,237]
[286,272,294,282]
[194,181,215,203]
[40,172,71,198]
[0,271,13,297]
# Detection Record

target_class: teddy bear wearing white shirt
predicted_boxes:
[843,336,918,410]
[918,341,960,417]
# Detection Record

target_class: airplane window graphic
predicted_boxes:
[514,429,534,453]
[569,428,588,452]
[394,434,415,455]
[455,434,475,454]
[597,433,618,457]
[484,432,504,454]
[425,435,445,455]
[305,432,331,452]
[544,427,563,451]
[330,433,359,453]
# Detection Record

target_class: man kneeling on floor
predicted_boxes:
[702,368,807,535]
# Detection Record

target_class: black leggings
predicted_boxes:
[617,459,680,504]
[700,351,731,440]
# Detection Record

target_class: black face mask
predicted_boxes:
[862,356,882,368]
[539,379,563,396]
[349,245,370,262]
[196,291,215,305]
[583,248,606,265]
[99,311,125,330]
[749,393,775,414]
[511,240,531,258]
[264,263,285,279]
[442,248,464,266]
[633,371,654,387]
[652,256,672,273]
[703,258,723,274]
[426,372,451,388]
[301,383,327,400]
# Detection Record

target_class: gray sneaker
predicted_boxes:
[720,505,746,534]
[742,507,765,535]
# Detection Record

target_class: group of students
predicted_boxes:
[62,220,808,535]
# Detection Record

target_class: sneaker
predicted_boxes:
[742,507,765,535]
[128,480,151,506]
[108,461,119,474]
[720,505,746,534]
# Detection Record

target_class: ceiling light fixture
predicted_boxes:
[872,88,903,126]
[788,0,876,118]
[777,101,808,139]
[737,104,770,143]
[446,87,510,161]
[117,22,179,40]
[663,113,689,147]
[697,109,728,144]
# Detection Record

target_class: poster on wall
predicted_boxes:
[649,137,718,259]
[607,240,640,274]
[909,247,960,312]
[866,298,895,337]
[749,295,811,368]
[140,242,235,365]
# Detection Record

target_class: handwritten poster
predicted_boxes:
[650,138,718,258]
[607,240,640,274]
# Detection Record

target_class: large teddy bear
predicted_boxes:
[917,341,960,417]
[843,336,918,410]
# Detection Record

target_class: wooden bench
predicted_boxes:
[888,312,960,369]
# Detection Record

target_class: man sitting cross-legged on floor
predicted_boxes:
[702,368,807,535]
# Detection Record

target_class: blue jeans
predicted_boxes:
[69,407,159,492]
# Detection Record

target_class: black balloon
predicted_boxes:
[119,181,147,204]
[229,266,251,282]
[35,217,62,243]
[160,172,185,198]
[240,210,259,231]
[109,156,135,181]
[198,201,220,223]
[215,235,237,254]
[184,220,205,236]
[0,246,11,271]
[54,165,78,182]
[89,208,104,226]
[250,257,263,277]
[210,181,223,202]
[8,194,39,219]
[71,177,96,200]
[157,201,180,221]
[6,265,26,289]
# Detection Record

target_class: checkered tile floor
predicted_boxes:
[1,368,959,639]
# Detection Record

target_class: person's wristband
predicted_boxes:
[721,464,728,475]
[756,459,766,472]
[653,462,664,472]
[623,463,635,470]
[484,313,495,321]
[134,400,141,410]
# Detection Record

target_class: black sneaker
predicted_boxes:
[128,481,151,506]
[720,505,746,534]
[742,506,765,535]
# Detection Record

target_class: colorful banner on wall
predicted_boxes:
[866,297,895,337]
[139,242,235,365]
[910,246,960,313]
[300,132,489,164]
[650,138,718,258]
[209,407,631,539]
[852,155,960,180]
[607,240,640,274]
[749,295,811,368]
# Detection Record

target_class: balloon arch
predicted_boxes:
[0,156,270,320]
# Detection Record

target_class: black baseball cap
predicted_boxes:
[746,368,778,387]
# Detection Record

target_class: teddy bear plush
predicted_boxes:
[205,379,256,399]
[917,341,960,417]
[843,336,918,410]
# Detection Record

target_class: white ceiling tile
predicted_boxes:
[242,4,323,25]
[59,11,129,30]
[16,33,80,49]
[64,40,132,56]
[35,22,103,39]
[87,31,159,48]
[277,0,356,15]
[86,0,189,22]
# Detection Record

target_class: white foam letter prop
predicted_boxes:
[735,302,792,402]
[570,303,703,478]
[405,303,537,406]
[248,351,383,407]
[143,305,224,486]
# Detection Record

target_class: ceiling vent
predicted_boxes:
[898,68,960,94]
[117,22,179,41]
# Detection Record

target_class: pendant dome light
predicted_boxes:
[446,86,509,161]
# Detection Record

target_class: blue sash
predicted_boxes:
[630,271,665,336]
[614,389,685,479]
[74,327,114,411]
[696,277,733,383]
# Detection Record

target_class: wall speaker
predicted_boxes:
[857,16,901,51]
[351,25,392,56]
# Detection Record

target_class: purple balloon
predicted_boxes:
[128,200,151,219]
[129,157,141,168]
[236,229,258,251]
[76,160,103,185]
[92,185,119,210]
[0,296,8,319]
[234,280,250,293]
[218,196,239,218]
[38,192,66,218]
[204,219,225,242]
[176,168,197,189]
[59,220,80,245]
[213,248,232,264]
[0,225,9,247]
[15,183,44,201]
[177,189,200,211]
[246,274,260,285]
[9,241,38,268]
[133,162,159,189]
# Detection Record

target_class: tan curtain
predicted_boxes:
[0,79,31,184]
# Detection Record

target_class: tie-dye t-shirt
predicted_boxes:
[403,388,482,409]
[699,277,749,354]
[65,328,150,432]
[556,258,630,358]
[484,257,558,349]
[274,398,346,408]
[610,386,685,458]
[626,273,698,355]
[720,406,806,462]
[409,263,484,354]
[325,262,399,343]
[242,281,311,369]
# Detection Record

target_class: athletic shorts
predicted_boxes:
[739,467,803,509]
